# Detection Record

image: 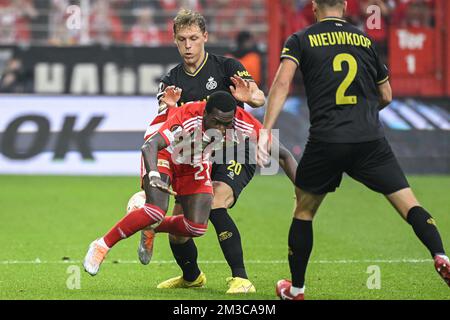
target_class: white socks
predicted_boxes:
[290,285,305,296]
[98,238,110,249]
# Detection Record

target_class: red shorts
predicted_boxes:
[141,150,213,196]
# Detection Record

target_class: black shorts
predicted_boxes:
[212,161,256,207]
[211,143,256,207]
[295,138,409,195]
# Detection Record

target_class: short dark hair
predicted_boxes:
[173,9,206,34]
[237,31,252,46]
[205,91,237,113]
[314,0,345,8]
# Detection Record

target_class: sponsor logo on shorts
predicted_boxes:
[427,218,437,226]
[219,231,233,242]
[227,171,235,180]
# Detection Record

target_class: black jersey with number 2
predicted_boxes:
[282,17,389,143]
[158,52,254,108]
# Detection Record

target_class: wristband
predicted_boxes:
[148,171,161,179]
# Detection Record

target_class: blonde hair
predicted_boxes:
[314,0,345,8]
[173,9,206,34]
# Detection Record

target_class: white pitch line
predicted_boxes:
[0,259,433,265]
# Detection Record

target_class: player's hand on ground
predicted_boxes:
[230,75,252,103]
[161,86,182,107]
[257,129,272,167]
[149,176,177,196]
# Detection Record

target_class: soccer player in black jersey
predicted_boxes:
[259,0,449,300]
[140,9,266,294]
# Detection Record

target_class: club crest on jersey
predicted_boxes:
[206,77,218,90]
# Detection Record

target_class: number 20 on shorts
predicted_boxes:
[227,160,242,175]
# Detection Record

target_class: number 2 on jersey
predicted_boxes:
[333,53,358,105]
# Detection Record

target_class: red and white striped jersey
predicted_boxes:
[155,101,262,148]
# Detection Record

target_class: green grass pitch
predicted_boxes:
[0,174,449,300]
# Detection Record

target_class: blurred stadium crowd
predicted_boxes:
[0,0,441,95]
[0,0,267,46]
[0,0,435,47]
[282,0,435,61]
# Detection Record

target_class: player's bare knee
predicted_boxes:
[293,206,316,220]
[212,181,234,209]
[293,188,325,220]
[172,203,184,216]
[169,233,191,244]
[386,188,420,219]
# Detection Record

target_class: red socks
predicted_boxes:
[155,215,208,237]
[103,204,165,248]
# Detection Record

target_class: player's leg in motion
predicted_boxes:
[276,187,326,301]
[158,169,256,293]
[386,188,449,286]
[209,181,255,293]
[160,203,204,287]
[155,193,212,288]
[83,174,171,276]
[348,139,449,287]
[138,175,171,265]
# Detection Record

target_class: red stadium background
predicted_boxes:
[267,0,450,97]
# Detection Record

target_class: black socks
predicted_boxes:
[288,218,313,288]
[210,208,248,279]
[407,206,445,257]
[169,208,248,281]
[170,238,201,282]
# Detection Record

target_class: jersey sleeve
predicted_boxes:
[235,109,263,141]
[372,47,389,85]
[224,58,254,81]
[156,108,184,145]
[157,71,174,104]
[281,34,301,67]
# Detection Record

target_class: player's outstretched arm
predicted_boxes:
[258,59,297,165]
[157,84,182,113]
[230,75,265,108]
[378,81,392,110]
[141,134,176,196]
[253,135,297,184]
[263,59,297,130]
[276,140,297,184]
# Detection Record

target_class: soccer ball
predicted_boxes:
[126,191,146,214]
[125,191,162,229]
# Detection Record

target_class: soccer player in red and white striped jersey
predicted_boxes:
[83,91,297,278]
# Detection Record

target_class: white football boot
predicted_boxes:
[83,239,109,276]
